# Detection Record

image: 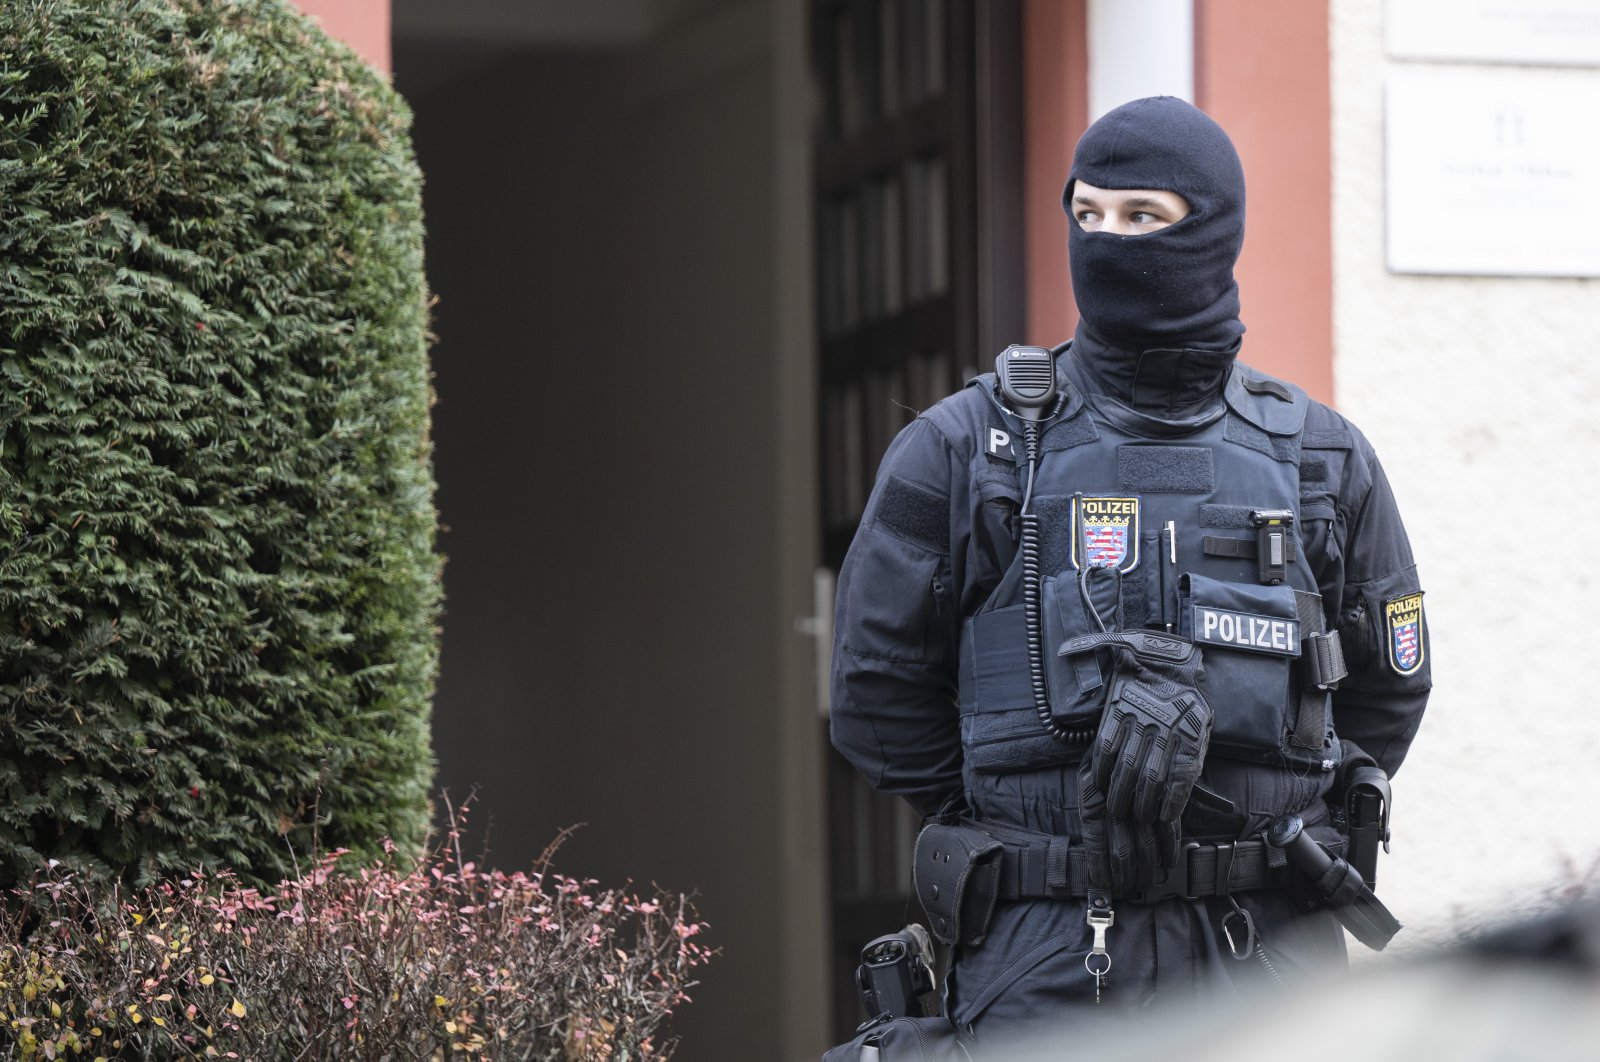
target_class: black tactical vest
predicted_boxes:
[956,362,1340,809]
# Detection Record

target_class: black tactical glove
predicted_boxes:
[1067,633,1212,894]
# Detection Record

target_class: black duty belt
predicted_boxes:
[913,816,1396,952]
[981,821,1293,905]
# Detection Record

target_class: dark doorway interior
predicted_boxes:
[395,36,792,1057]
[393,0,1023,1047]
[811,0,1022,1038]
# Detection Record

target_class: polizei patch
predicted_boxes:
[1385,592,1426,675]
[986,426,1018,463]
[1071,496,1140,572]
[1192,606,1301,657]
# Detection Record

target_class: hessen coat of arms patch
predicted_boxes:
[1385,592,1425,675]
[1071,496,1140,573]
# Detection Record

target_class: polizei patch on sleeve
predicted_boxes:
[1071,495,1140,572]
[1385,592,1426,675]
[1193,606,1301,657]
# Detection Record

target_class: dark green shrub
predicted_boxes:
[0,0,439,885]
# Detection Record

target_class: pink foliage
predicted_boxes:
[0,810,713,1060]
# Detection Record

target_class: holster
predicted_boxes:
[1269,813,1402,951]
[913,822,1003,947]
[1337,741,1392,889]
[1317,854,1402,951]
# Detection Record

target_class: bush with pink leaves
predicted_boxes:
[0,824,712,1060]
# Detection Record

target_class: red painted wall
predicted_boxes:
[1023,1,1333,403]
[1194,0,1332,402]
[291,0,391,75]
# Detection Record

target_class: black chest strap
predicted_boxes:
[1290,589,1348,751]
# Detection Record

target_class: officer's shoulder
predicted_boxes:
[1300,398,1377,462]
[1296,397,1387,511]
[914,378,996,457]
[1225,361,1310,435]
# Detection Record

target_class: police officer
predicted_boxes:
[830,97,1430,1037]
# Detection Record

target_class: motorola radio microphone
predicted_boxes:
[995,344,1059,421]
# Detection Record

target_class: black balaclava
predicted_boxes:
[1063,96,1246,420]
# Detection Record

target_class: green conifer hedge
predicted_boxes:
[0,0,439,886]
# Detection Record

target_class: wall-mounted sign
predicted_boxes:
[1386,70,1600,276]
[1387,0,1600,66]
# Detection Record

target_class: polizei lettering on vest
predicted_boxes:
[1195,606,1300,656]
[1080,498,1137,517]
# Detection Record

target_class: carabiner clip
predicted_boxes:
[1222,897,1257,961]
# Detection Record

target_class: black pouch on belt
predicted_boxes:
[913,823,1003,948]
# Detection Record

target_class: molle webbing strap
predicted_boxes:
[1290,589,1345,751]
[1000,835,1089,899]
[1202,535,1299,562]
[1117,445,1215,493]
[1303,629,1349,691]
[873,474,948,552]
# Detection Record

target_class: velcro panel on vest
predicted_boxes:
[1302,428,1354,451]
[1224,414,1301,465]
[1199,504,1256,529]
[873,474,947,552]
[1118,445,1215,493]
[1299,456,1329,485]
[1041,411,1099,453]
[1034,496,1075,574]
[959,606,1034,713]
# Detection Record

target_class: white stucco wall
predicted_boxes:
[1086,0,1194,118]
[1332,0,1600,955]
